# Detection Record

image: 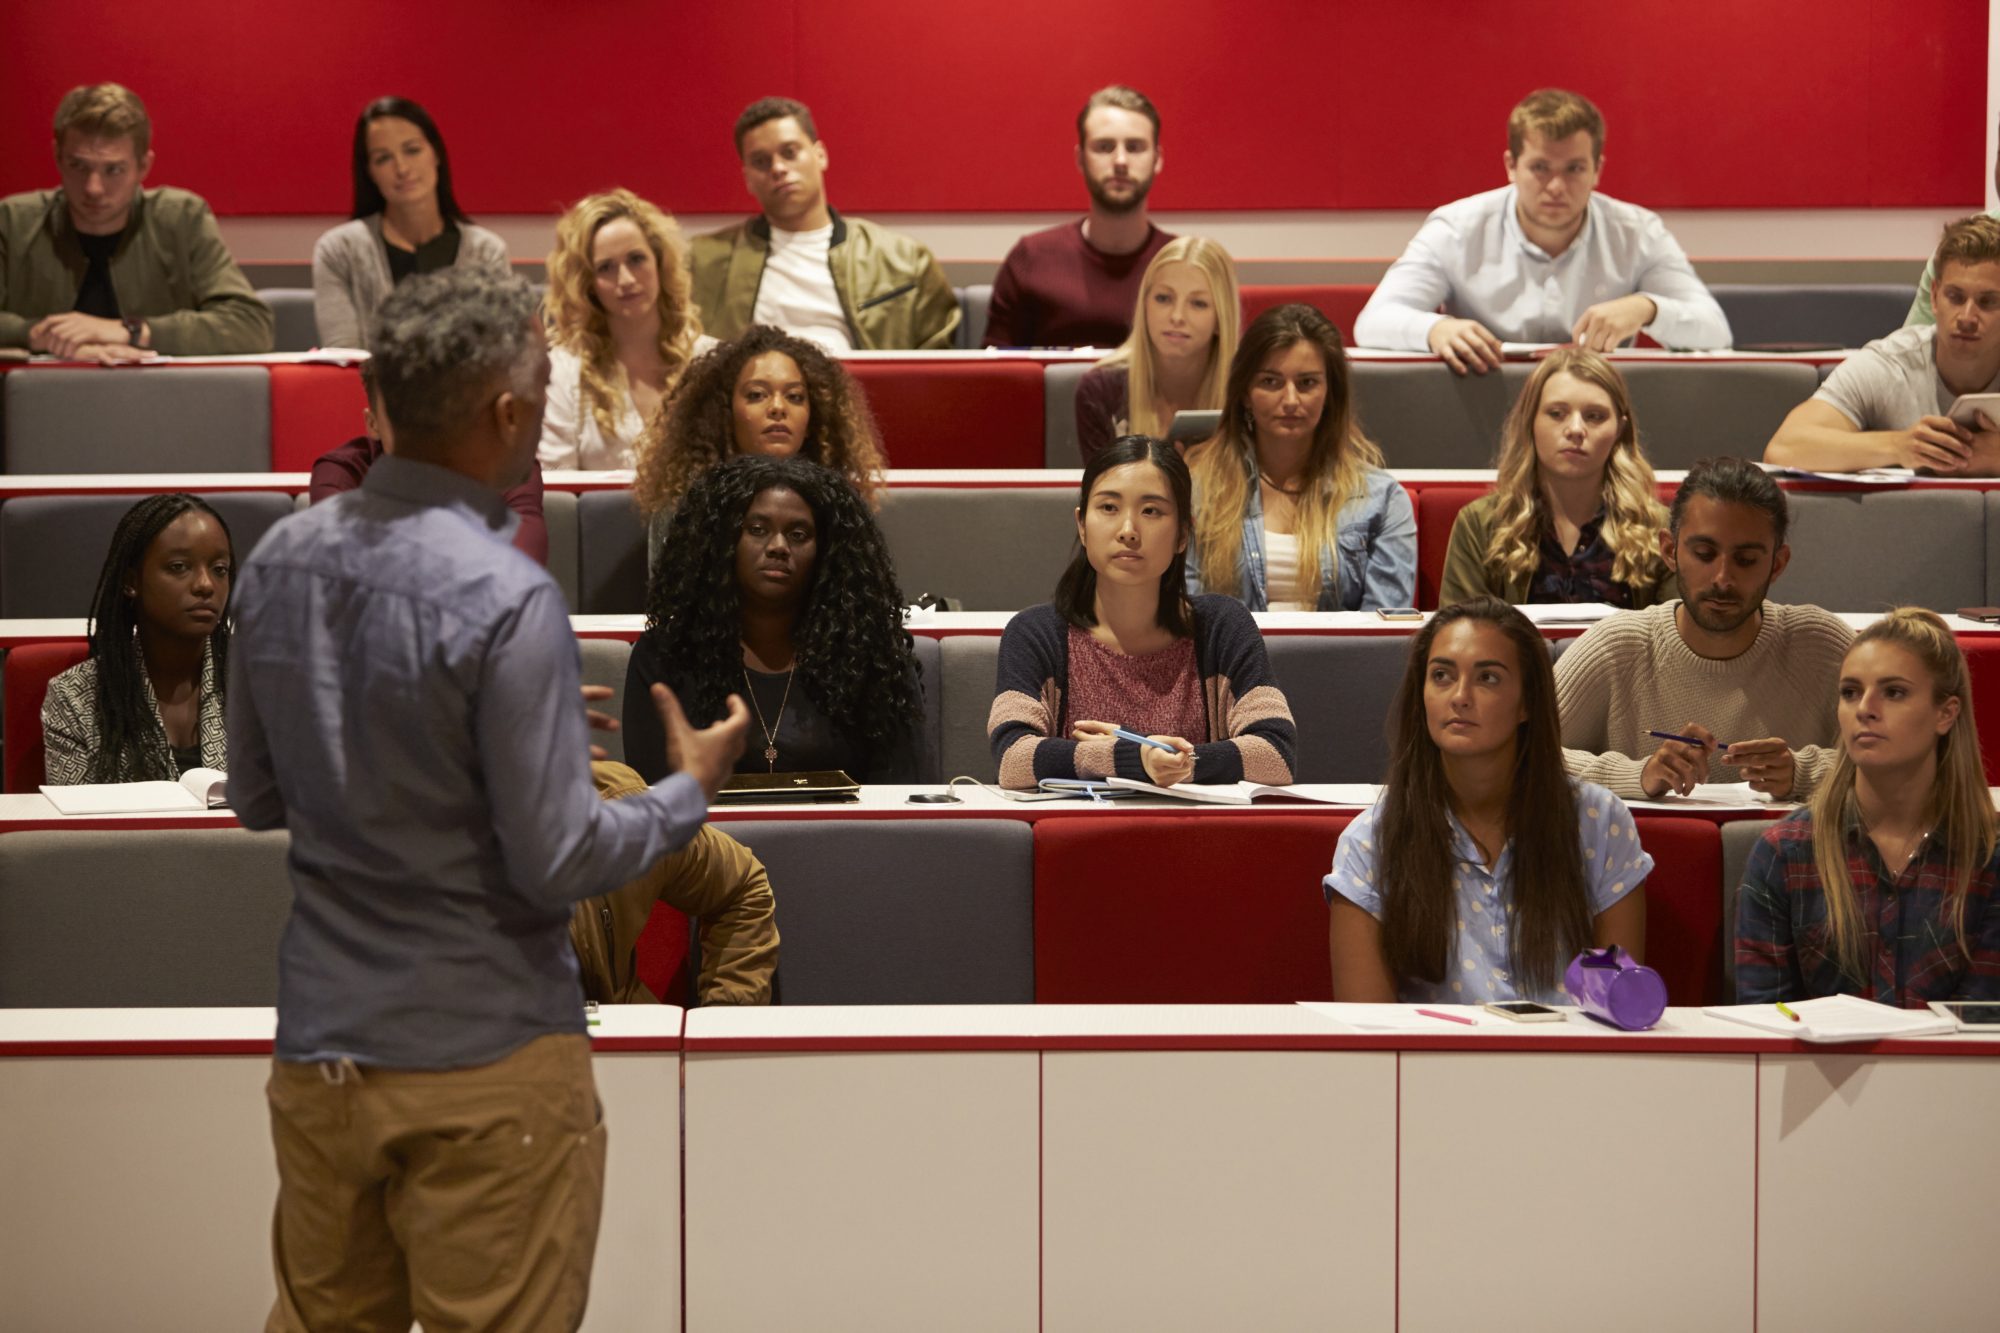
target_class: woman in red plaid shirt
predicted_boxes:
[1737,608,2000,1005]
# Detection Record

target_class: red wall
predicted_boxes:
[1,0,1987,215]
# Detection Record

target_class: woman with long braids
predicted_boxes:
[43,493,234,783]
[621,454,923,783]
[1737,608,2000,1005]
[1324,596,1648,1002]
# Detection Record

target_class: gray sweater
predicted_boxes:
[310,215,510,349]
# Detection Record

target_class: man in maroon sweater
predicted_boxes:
[982,86,1174,349]
[310,361,549,564]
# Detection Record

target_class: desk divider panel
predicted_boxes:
[1717,819,1771,1002]
[1709,284,1911,350]
[1264,634,1409,783]
[876,486,1077,610]
[1033,813,1350,1003]
[267,364,368,471]
[4,366,271,473]
[843,360,1045,469]
[259,287,320,354]
[1042,360,1090,468]
[1781,489,1986,613]
[1618,361,1819,469]
[541,489,580,609]
[575,489,651,614]
[0,828,293,1007]
[1630,816,1726,1005]
[938,635,1004,781]
[1352,361,1526,469]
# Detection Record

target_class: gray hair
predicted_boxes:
[368,269,543,447]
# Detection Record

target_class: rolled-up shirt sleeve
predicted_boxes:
[477,582,707,910]
[1634,219,1732,350]
[1353,218,1455,351]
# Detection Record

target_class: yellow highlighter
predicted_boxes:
[1775,1002,1801,1023]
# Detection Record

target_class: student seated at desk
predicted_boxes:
[989,434,1296,790]
[623,454,921,783]
[1184,303,1416,611]
[539,189,716,470]
[1737,609,2000,1007]
[43,493,233,783]
[1073,236,1240,464]
[633,324,886,567]
[1325,597,1649,1003]
[1438,347,1670,608]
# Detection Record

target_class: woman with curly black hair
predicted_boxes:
[43,493,234,783]
[622,454,922,783]
[632,324,887,564]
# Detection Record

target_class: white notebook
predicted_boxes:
[1702,993,1954,1043]
[1105,778,1378,806]
[41,768,228,815]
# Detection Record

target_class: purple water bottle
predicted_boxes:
[1564,944,1668,1031]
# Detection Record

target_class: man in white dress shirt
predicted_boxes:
[1353,88,1730,374]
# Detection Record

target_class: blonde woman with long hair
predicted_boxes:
[1439,347,1669,607]
[539,189,714,469]
[1737,608,2000,1006]
[1184,303,1415,610]
[1073,237,1240,464]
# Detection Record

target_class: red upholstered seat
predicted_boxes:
[1239,285,1375,341]
[1631,816,1726,1005]
[842,361,1044,469]
[1958,635,2000,784]
[1033,813,1350,1003]
[4,641,91,793]
[1414,484,1491,610]
[269,364,369,472]
[634,901,693,1006]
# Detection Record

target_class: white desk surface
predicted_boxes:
[0,1004,683,1054]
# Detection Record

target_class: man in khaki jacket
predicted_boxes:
[573,761,778,1005]
[0,83,272,359]
[690,96,959,351]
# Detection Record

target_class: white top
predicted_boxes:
[752,224,854,353]
[1812,324,2000,431]
[537,337,716,469]
[1261,530,1307,612]
[1352,185,1732,353]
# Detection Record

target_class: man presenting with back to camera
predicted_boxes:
[229,268,747,1331]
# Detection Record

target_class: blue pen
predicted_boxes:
[1113,727,1181,754]
[1647,729,1734,750]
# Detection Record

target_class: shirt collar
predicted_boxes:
[361,455,516,541]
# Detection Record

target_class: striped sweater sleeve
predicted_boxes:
[1189,595,1297,785]
[988,604,1101,789]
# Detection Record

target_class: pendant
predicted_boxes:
[765,745,778,765]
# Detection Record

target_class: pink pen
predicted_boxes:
[1416,1007,1476,1026]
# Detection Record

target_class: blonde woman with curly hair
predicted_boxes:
[1184,303,1415,611]
[1073,237,1241,464]
[539,189,714,469]
[1438,347,1669,608]
[1738,608,2000,1006]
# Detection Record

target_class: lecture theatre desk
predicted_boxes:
[3,1003,1995,1332]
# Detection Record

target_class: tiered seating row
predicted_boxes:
[0,809,1768,1012]
[0,352,1847,475]
[0,475,1993,617]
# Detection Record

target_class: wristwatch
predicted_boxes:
[120,315,145,347]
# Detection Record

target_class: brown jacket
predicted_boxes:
[569,761,778,1005]
[1437,491,1671,609]
[0,186,273,354]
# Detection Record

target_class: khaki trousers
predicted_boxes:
[264,1032,607,1333]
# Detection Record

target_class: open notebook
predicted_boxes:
[1104,778,1377,806]
[1702,993,1954,1043]
[41,768,229,815]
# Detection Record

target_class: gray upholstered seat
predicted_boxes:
[575,489,650,614]
[1043,362,1091,468]
[1710,284,1913,350]
[0,829,293,1006]
[0,491,297,618]
[541,490,580,610]
[1718,819,1774,1002]
[1780,490,1985,613]
[1265,635,1413,783]
[1619,363,1819,469]
[940,634,1004,781]
[717,818,1034,1003]
[877,488,1077,611]
[957,283,993,349]
[258,288,320,353]
[3,367,272,473]
[1350,362,1527,469]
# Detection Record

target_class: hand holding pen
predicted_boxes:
[1645,725,1797,799]
[1074,720,1197,786]
[1641,721,1717,798]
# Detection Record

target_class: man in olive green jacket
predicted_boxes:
[0,83,272,358]
[690,97,959,351]
[571,761,779,1005]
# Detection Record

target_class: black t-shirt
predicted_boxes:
[73,229,124,319]
[170,741,203,775]
[384,224,462,284]
[621,631,921,784]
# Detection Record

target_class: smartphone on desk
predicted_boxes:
[1483,1001,1565,1022]
[1927,1000,2000,1030]
[1958,607,2000,624]
[1375,607,1423,622]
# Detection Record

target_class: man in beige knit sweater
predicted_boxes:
[1554,457,1853,800]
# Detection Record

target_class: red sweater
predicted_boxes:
[981,220,1172,349]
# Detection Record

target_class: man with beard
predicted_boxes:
[1552,457,1853,800]
[982,86,1174,348]
[690,97,960,350]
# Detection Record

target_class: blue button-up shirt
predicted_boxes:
[228,456,706,1068]
[1184,463,1417,611]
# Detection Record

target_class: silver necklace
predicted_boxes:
[742,666,795,771]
